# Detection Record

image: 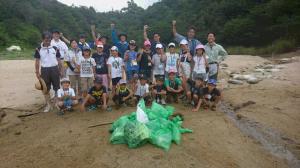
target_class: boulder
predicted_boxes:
[6,45,21,51]
[247,77,261,84]
[228,79,244,85]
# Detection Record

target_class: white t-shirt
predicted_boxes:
[51,39,68,59]
[57,88,76,98]
[135,82,149,96]
[107,56,124,78]
[165,52,179,72]
[66,49,83,76]
[152,54,165,75]
[193,55,206,73]
[78,57,96,77]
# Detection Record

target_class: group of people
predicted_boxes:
[34,20,228,115]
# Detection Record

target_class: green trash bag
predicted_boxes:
[124,121,150,148]
[171,124,181,145]
[110,127,126,144]
[110,115,130,132]
[149,128,173,151]
[148,102,174,120]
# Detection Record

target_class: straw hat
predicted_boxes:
[35,78,48,94]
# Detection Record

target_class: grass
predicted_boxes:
[0,48,34,60]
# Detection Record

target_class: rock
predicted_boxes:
[265,69,280,72]
[262,64,275,69]
[224,70,232,75]
[6,45,21,51]
[236,113,243,120]
[277,58,292,64]
[247,77,261,84]
[275,65,285,69]
[15,131,21,135]
[233,74,254,80]
[228,79,244,85]
[220,63,229,67]
[254,69,264,73]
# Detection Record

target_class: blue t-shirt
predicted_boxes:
[126,51,139,71]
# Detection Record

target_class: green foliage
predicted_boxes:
[0,0,299,53]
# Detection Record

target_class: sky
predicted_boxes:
[57,0,159,12]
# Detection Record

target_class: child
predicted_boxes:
[80,77,110,111]
[192,44,208,81]
[113,79,133,108]
[56,78,78,115]
[77,46,96,98]
[203,79,221,111]
[124,40,139,83]
[92,42,109,91]
[165,70,183,103]
[165,42,179,76]
[107,46,125,95]
[152,77,167,105]
[178,39,193,99]
[134,76,151,104]
[190,77,205,112]
[137,40,152,81]
[152,43,166,83]
[65,39,82,95]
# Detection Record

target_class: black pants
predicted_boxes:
[41,66,60,92]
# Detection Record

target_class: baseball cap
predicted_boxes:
[208,79,217,86]
[82,46,91,51]
[139,75,147,80]
[168,42,176,48]
[94,77,103,84]
[168,69,176,75]
[144,40,151,46]
[96,42,104,48]
[111,46,118,51]
[129,40,136,45]
[156,43,163,49]
[52,29,60,34]
[196,44,205,51]
[60,78,70,84]
[180,39,188,45]
[119,79,127,84]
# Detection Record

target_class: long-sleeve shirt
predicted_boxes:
[204,43,228,63]
[111,28,128,58]
[174,33,201,56]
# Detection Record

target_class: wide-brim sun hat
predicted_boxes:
[35,78,48,95]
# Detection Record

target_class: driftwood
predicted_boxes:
[88,121,113,128]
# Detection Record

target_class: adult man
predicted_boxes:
[51,29,68,77]
[34,32,63,112]
[204,32,228,80]
[143,25,166,55]
[172,20,201,56]
[111,23,128,58]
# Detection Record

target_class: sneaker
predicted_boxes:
[43,104,51,113]
[156,98,161,104]
[87,105,97,111]
[106,106,112,112]
[161,99,166,105]
[191,101,195,106]
[211,105,216,111]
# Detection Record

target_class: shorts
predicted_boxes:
[58,99,78,108]
[41,66,60,92]
[112,77,122,86]
[95,74,108,91]
[80,77,94,92]
[126,70,138,81]
[154,74,165,80]
[179,62,191,78]
[69,75,80,93]
[208,63,218,80]
[192,72,207,81]
[139,69,151,81]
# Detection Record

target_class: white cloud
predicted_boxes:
[57,0,159,12]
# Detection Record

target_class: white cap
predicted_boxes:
[156,43,163,49]
[111,46,118,51]
[168,42,176,47]
[180,39,188,45]
[97,44,104,48]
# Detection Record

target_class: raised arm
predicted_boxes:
[60,33,70,44]
[91,25,97,42]
[111,23,119,45]
[143,25,149,41]
[172,20,185,43]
